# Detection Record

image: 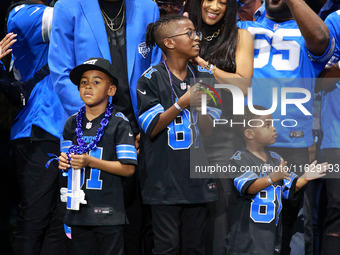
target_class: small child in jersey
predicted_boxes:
[225,106,328,255]
[58,58,137,255]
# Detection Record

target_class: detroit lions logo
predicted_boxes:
[84,59,98,65]
[198,66,212,74]
[270,151,281,161]
[115,112,129,122]
[138,42,150,59]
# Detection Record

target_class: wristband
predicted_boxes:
[267,175,274,185]
[337,61,340,71]
[174,102,183,111]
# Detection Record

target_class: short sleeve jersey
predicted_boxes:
[321,10,340,149]
[137,62,219,204]
[63,109,137,226]
[238,18,335,148]
[226,149,298,254]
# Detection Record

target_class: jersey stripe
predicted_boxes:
[116,144,137,160]
[282,172,298,199]
[42,7,53,43]
[207,106,222,120]
[138,103,164,133]
[234,171,258,194]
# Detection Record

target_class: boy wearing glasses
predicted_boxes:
[137,15,219,255]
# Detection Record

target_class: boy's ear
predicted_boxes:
[163,38,175,50]
[244,128,254,140]
[108,85,117,97]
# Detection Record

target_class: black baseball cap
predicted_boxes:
[69,58,119,86]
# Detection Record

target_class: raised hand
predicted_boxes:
[302,160,328,181]
[0,33,17,60]
[269,158,291,182]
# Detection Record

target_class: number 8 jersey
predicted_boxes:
[226,149,299,254]
[238,18,335,148]
[137,62,218,205]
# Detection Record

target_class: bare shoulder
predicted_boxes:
[237,28,253,42]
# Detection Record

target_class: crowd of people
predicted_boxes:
[0,0,340,255]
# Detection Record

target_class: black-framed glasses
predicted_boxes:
[168,30,202,41]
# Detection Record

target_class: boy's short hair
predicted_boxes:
[234,105,268,137]
[145,14,188,51]
[69,58,119,86]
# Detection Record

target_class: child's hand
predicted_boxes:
[301,160,328,181]
[177,81,210,109]
[69,153,91,169]
[269,158,291,182]
[135,133,140,156]
[191,83,206,107]
[58,152,70,170]
[177,85,191,109]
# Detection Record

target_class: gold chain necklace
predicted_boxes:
[101,1,125,32]
[204,28,221,41]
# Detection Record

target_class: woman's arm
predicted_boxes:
[195,29,254,95]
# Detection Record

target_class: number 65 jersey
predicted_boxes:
[226,149,299,254]
[238,18,335,149]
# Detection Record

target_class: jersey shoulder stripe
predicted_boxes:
[138,103,164,133]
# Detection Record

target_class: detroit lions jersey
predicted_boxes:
[62,109,137,226]
[137,62,218,204]
[325,10,340,59]
[321,10,340,149]
[238,18,334,148]
[226,149,298,254]
[8,4,63,140]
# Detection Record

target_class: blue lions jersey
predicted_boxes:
[321,10,340,149]
[238,18,334,148]
[8,4,63,140]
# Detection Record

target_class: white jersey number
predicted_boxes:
[248,27,301,71]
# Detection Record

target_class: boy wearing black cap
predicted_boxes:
[58,58,137,255]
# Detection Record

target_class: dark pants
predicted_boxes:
[271,147,311,255]
[124,173,153,255]
[151,204,206,255]
[12,139,71,255]
[205,178,234,255]
[321,149,340,255]
[71,225,124,255]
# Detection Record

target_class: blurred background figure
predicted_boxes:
[0,32,18,255]
[237,0,265,21]
[318,0,340,19]
[7,0,71,254]
[153,0,187,15]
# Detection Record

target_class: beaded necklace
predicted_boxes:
[163,61,198,142]
[163,60,196,104]
[67,103,114,163]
